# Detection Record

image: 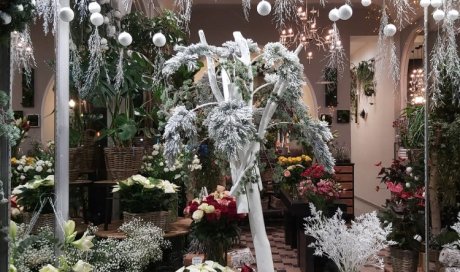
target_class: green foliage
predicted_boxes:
[0,90,20,145]
[395,105,425,149]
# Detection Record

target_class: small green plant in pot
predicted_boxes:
[113,174,179,231]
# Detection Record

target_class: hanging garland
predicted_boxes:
[0,0,35,44]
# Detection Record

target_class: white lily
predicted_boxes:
[39,264,59,272]
[71,231,94,251]
[72,260,94,272]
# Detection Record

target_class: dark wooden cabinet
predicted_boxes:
[334,163,355,218]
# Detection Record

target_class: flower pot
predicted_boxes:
[104,147,144,180]
[123,210,170,232]
[22,212,55,233]
[390,247,420,272]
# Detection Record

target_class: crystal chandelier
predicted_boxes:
[279,1,327,62]
[409,68,425,105]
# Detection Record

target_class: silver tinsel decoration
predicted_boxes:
[273,0,300,28]
[36,0,58,34]
[70,36,83,92]
[377,8,399,87]
[11,26,36,82]
[122,0,133,11]
[114,48,125,90]
[163,106,197,166]
[80,27,106,98]
[388,0,414,28]
[242,0,251,21]
[204,100,256,160]
[76,0,88,23]
[324,22,346,75]
[174,0,193,31]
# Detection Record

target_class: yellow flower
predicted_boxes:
[302,155,312,161]
[10,158,17,165]
[26,157,35,165]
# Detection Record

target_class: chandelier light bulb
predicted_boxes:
[361,0,372,7]
[152,32,167,47]
[447,9,459,21]
[90,12,104,26]
[257,0,272,16]
[328,8,340,22]
[338,4,353,20]
[59,7,75,22]
[431,0,443,8]
[383,23,397,37]
[433,9,445,22]
[118,31,133,47]
[420,0,431,7]
[88,2,101,13]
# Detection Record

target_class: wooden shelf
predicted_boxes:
[334,163,355,217]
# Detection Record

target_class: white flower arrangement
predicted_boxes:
[304,204,395,272]
[112,174,179,193]
[11,155,54,186]
[176,261,235,272]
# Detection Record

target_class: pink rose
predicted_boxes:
[283,170,291,177]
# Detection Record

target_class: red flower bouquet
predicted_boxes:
[184,186,245,264]
[297,164,341,213]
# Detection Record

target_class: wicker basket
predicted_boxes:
[22,212,55,233]
[123,211,170,232]
[133,136,156,154]
[69,147,80,182]
[104,147,144,180]
[390,247,419,272]
[80,129,97,173]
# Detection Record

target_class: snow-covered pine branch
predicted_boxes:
[304,204,395,272]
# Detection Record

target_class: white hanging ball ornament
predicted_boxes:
[257,0,272,16]
[118,32,132,47]
[59,7,75,22]
[0,12,12,25]
[104,16,110,24]
[152,32,167,47]
[338,4,353,20]
[431,0,443,8]
[361,0,372,7]
[100,38,108,46]
[88,2,101,13]
[420,0,430,7]
[433,9,445,22]
[447,9,459,21]
[16,4,24,12]
[90,12,104,26]
[383,23,397,37]
[328,8,340,22]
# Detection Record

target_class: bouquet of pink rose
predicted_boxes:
[184,186,246,264]
[297,164,342,213]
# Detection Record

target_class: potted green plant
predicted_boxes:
[12,175,55,232]
[377,159,425,272]
[112,174,179,231]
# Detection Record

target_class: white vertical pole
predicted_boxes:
[423,5,430,271]
[55,0,70,244]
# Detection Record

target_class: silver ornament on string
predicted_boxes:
[328,8,340,22]
[257,0,271,16]
[90,12,104,26]
[59,7,75,22]
[383,24,397,37]
[338,4,353,20]
[152,32,166,47]
[88,2,101,13]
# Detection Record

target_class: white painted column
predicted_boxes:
[54,0,70,242]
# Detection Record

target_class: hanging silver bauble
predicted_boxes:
[152,32,167,47]
[447,9,459,21]
[433,9,445,21]
[118,32,133,47]
[90,12,104,26]
[383,24,397,37]
[338,4,353,20]
[88,2,101,13]
[361,0,372,7]
[328,8,340,22]
[420,0,431,7]
[431,0,443,8]
[257,0,272,16]
[59,7,75,22]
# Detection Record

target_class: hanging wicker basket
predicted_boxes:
[22,212,55,233]
[104,147,144,180]
[69,147,81,182]
[123,211,170,232]
[390,247,419,272]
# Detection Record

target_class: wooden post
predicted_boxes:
[54,0,70,244]
[0,39,11,272]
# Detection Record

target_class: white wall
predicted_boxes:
[350,36,392,216]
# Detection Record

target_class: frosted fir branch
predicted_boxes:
[174,0,193,31]
[430,33,444,105]
[242,0,251,21]
[377,9,399,88]
[273,0,300,28]
[204,100,256,160]
[222,39,260,58]
[122,0,133,11]
[80,27,105,98]
[114,49,125,91]
[36,0,58,35]
[75,0,88,23]
[304,203,395,272]
[389,38,400,84]
[163,106,197,166]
